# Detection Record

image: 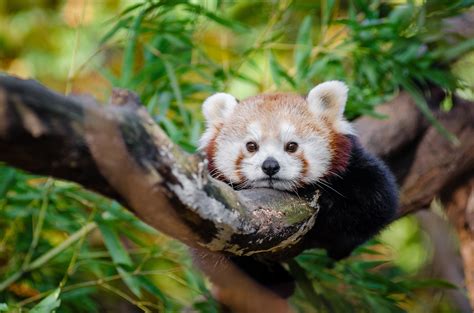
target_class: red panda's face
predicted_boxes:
[199,81,353,191]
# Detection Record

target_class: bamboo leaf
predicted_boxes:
[294,15,313,81]
[120,8,146,87]
[184,3,247,32]
[400,79,459,144]
[269,52,296,88]
[117,267,142,297]
[137,276,168,306]
[405,279,457,289]
[30,288,61,313]
[100,17,131,45]
[162,58,190,128]
[97,222,133,267]
[440,37,474,62]
[0,167,16,198]
[322,0,336,28]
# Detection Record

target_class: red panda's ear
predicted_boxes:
[202,93,238,125]
[307,81,348,121]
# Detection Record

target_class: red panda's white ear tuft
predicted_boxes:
[202,93,238,124]
[307,81,348,121]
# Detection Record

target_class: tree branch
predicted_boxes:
[0,76,320,259]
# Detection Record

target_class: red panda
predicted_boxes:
[199,81,355,192]
[199,81,398,295]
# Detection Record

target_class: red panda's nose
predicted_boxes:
[262,157,280,176]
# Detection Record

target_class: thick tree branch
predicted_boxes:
[0,76,320,259]
[400,98,474,214]
[354,94,474,216]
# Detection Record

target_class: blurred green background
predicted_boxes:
[1,0,473,312]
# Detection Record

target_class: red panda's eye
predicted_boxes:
[285,142,298,153]
[246,142,258,153]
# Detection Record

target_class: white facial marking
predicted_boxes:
[205,117,334,190]
[280,122,295,143]
[200,81,353,191]
[247,122,262,142]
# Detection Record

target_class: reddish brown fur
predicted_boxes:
[235,151,245,183]
[297,152,309,178]
[327,131,352,177]
[206,128,226,182]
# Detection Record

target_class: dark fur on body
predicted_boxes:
[302,134,398,260]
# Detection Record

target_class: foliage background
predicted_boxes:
[0,0,473,312]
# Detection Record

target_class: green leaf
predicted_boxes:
[353,260,389,271]
[157,91,173,117]
[100,17,131,45]
[440,37,474,62]
[120,8,146,87]
[269,52,296,88]
[185,3,247,32]
[118,266,142,297]
[404,278,457,290]
[288,259,333,312]
[97,222,133,267]
[118,2,146,18]
[160,118,183,142]
[99,202,159,235]
[0,167,16,198]
[137,276,168,306]
[61,286,97,300]
[30,288,61,313]
[162,58,190,128]
[441,93,453,112]
[0,304,8,312]
[294,15,313,81]
[388,4,414,27]
[354,246,384,256]
[322,0,336,28]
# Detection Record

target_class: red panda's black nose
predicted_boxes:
[262,157,280,176]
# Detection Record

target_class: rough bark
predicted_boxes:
[399,98,474,215]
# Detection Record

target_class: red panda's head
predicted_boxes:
[199,81,353,191]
